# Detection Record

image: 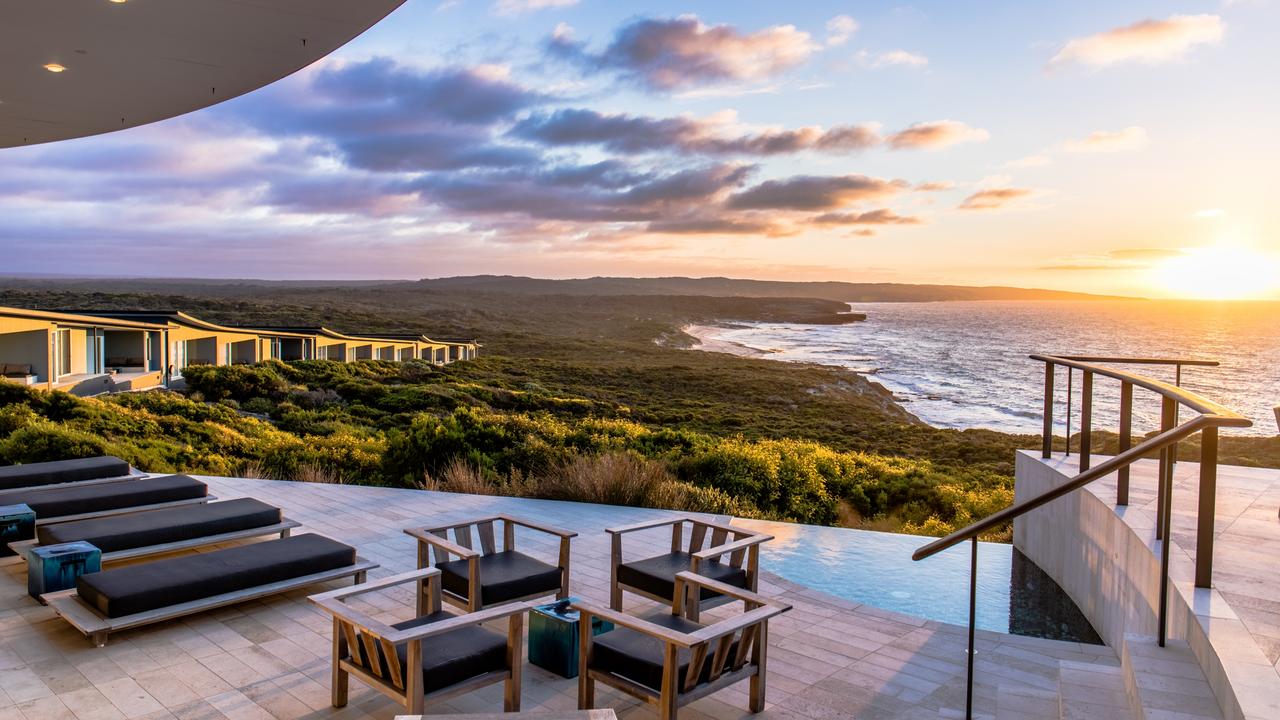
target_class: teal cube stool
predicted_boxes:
[529,597,613,678]
[0,503,35,558]
[28,541,101,600]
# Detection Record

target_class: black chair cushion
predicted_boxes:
[76,533,355,618]
[437,550,562,606]
[0,474,207,520]
[36,498,282,553]
[345,611,509,693]
[616,551,748,603]
[0,456,130,492]
[590,612,738,692]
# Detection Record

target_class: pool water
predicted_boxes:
[737,518,1103,644]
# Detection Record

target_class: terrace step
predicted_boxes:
[1121,634,1223,720]
[1058,659,1133,719]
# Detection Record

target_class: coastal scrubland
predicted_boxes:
[0,278,1274,540]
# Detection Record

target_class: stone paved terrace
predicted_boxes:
[1,476,1133,720]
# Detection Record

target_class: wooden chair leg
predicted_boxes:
[406,639,425,715]
[749,623,768,713]
[660,643,679,720]
[331,618,348,708]
[610,534,623,610]
[579,610,595,710]
[505,613,523,712]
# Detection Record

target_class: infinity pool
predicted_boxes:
[737,518,1102,644]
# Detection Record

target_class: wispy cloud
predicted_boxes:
[727,175,907,211]
[1051,14,1224,67]
[547,15,817,92]
[886,120,989,149]
[861,49,929,68]
[957,187,1033,211]
[825,15,859,47]
[1063,126,1149,153]
[1040,247,1185,271]
[493,0,577,15]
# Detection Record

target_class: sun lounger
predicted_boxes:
[8,498,298,562]
[0,456,133,492]
[0,475,211,556]
[43,533,376,646]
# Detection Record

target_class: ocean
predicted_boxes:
[702,300,1280,437]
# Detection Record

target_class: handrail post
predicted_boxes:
[1065,367,1073,456]
[1157,396,1176,647]
[1155,397,1177,541]
[966,537,977,720]
[1117,381,1132,505]
[1041,362,1054,458]
[1195,427,1218,588]
[1079,371,1093,471]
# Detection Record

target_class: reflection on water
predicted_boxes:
[737,518,1102,644]
[712,300,1280,436]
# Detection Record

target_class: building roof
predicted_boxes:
[0,0,406,148]
[0,305,167,331]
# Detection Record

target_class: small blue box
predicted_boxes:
[0,503,36,558]
[529,597,614,678]
[28,541,101,600]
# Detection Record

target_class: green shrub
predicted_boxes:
[0,422,109,464]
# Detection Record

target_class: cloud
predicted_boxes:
[1006,154,1053,168]
[1063,126,1149,153]
[510,108,881,155]
[727,175,907,210]
[914,181,955,192]
[957,187,1032,211]
[1107,248,1182,260]
[494,0,577,16]
[647,217,792,236]
[1040,247,1185,270]
[886,120,989,149]
[825,15,859,47]
[868,50,929,68]
[810,209,922,225]
[1051,14,1224,67]
[549,15,817,91]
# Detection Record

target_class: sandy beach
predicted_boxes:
[682,324,774,358]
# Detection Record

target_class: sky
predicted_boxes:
[1,0,1278,299]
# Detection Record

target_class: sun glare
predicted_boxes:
[1153,245,1280,300]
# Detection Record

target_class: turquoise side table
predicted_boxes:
[28,541,101,600]
[0,503,35,558]
[528,597,613,678]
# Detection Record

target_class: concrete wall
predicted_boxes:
[1013,451,1276,720]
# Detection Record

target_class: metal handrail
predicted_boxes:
[911,355,1250,720]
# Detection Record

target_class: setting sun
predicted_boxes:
[1152,245,1280,300]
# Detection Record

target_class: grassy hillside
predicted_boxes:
[0,279,1273,541]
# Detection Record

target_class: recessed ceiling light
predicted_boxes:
[44,63,66,73]
[109,0,127,3]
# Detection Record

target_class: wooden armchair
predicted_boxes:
[308,567,527,715]
[575,571,790,719]
[607,516,772,620]
[406,515,576,613]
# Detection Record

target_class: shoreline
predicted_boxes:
[682,324,776,359]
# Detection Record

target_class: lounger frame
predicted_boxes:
[34,494,216,527]
[42,555,377,647]
[7,518,300,563]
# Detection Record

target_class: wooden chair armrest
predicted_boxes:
[308,567,440,604]
[691,534,772,562]
[500,514,578,539]
[674,571,788,610]
[605,516,687,535]
[570,601,699,648]
[309,597,401,641]
[688,517,763,537]
[687,604,789,645]
[384,602,532,644]
[404,527,479,560]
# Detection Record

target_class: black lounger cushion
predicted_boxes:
[344,611,508,693]
[0,474,207,520]
[76,533,356,618]
[36,498,282,553]
[436,550,562,606]
[590,612,736,692]
[0,456,130,492]
[616,551,748,603]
